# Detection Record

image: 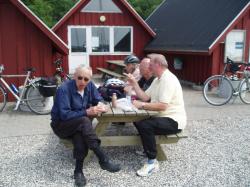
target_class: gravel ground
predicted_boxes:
[0,85,250,187]
[0,116,250,187]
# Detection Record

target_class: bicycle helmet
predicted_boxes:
[124,55,140,64]
[98,78,126,101]
[104,78,125,88]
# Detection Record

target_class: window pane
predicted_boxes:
[82,0,121,13]
[92,27,109,52]
[114,28,131,52]
[71,28,86,53]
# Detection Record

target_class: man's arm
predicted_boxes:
[132,83,150,101]
[56,88,86,121]
[133,100,168,111]
[124,73,150,101]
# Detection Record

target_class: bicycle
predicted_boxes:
[0,64,56,114]
[53,59,71,85]
[203,57,250,106]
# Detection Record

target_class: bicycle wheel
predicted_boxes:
[25,82,53,115]
[0,85,7,112]
[203,75,233,106]
[239,78,250,104]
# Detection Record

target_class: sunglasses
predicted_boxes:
[77,76,90,82]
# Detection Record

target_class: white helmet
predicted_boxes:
[104,78,125,88]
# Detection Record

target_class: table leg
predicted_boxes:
[156,144,167,161]
[95,122,110,136]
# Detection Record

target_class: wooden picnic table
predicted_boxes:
[93,103,187,161]
[61,103,187,162]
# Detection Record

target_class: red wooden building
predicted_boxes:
[146,0,250,85]
[0,0,68,84]
[52,0,155,74]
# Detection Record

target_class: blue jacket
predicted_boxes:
[51,80,103,122]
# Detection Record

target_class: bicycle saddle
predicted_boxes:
[25,67,36,72]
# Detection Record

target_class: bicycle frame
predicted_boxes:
[203,57,250,105]
[53,59,71,84]
[0,71,32,110]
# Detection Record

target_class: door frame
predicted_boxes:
[68,26,90,73]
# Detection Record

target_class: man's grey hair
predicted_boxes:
[74,65,93,76]
[147,53,168,68]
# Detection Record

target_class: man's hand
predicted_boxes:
[123,73,137,86]
[86,104,108,116]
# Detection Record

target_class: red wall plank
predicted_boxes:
[0,1,62,100]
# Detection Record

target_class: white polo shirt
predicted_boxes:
[145,69,187,129]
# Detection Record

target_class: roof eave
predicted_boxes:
[121,0,156,37]
[12,0,69,55]
[208,2,250,52]
[144,47,210,55]
[52,0,86,31]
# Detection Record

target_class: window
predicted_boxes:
[82,0,121,13]
[70,28,86,52]
[114,28,131,52]
[69,26,132,54]
[92,27,109,52]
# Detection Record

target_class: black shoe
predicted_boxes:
[99,159,121,173]
[74,172,86,187]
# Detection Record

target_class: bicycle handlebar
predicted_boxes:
[0,64,36,74]
[226,57,250,66]
[54,59,62,65]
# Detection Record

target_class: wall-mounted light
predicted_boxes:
[100,15,106,22]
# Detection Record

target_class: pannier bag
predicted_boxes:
[98,78,126,101]
[38,78,57,97]
[229,63,241,74]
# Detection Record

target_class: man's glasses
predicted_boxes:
[77,76,89,82]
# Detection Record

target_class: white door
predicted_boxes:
[68,27,89,74]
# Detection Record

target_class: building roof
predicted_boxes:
[52,0,155,37]
[10,0,68,55]
[145,0,250,53]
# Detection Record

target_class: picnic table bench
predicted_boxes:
[96,67,125,79]
[97,60,125,79]
[60,103,188,162]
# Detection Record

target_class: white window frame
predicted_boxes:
[249,40,250,63]
[89,26,133,55]
[68,26,88,55]
[68,25,133,55]
[113,26,133,53]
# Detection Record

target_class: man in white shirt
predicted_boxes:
[125,53,187,177]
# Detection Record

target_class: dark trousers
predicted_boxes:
[134,117,180,159]
[51,117,100,161]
